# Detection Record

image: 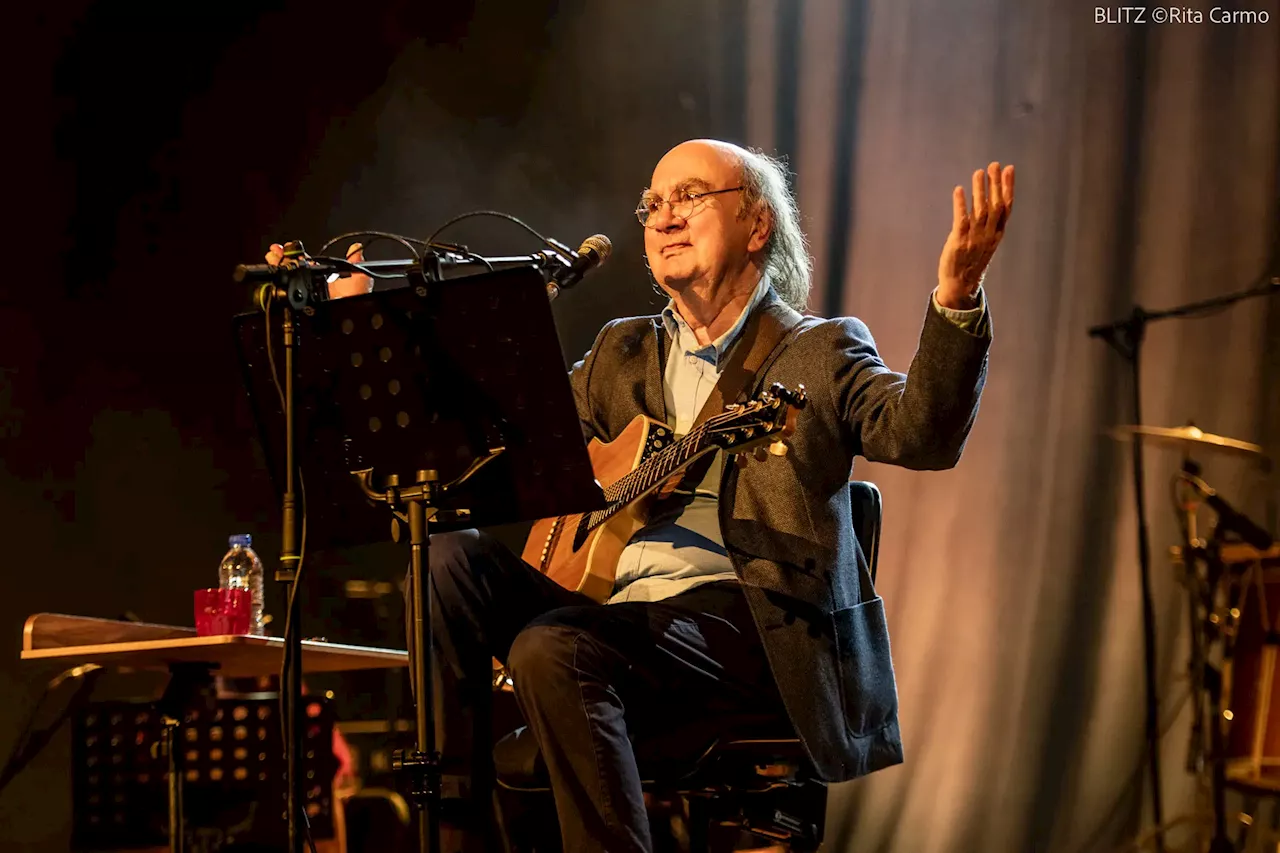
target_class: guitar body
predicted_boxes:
[522,414,677,602]
[521,382,805,602]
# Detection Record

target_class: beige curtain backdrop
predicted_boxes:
[731,0,1280,850]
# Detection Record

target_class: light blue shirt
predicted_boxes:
[606,279,988,604]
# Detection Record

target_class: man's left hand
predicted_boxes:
[936,161,1015,309]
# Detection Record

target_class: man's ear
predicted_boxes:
[748,204,773,254]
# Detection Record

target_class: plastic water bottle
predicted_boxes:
[218,534,265,635]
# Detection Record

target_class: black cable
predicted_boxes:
[317,230,496,278]
[318,230,424,261]
[424,209,555,251]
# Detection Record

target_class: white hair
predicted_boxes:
[736,147,813,312]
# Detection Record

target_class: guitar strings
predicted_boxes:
[589,409,746,531]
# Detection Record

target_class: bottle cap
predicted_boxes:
[229,534,253,548]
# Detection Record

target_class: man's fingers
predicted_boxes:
[327,241,373,298]
[995,165,1015,232]
[951,186,969,237]
[265,242,284,265]
[987,162,1003,209]
[971,169,988,224]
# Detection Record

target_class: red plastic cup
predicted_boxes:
[194,588,251,636]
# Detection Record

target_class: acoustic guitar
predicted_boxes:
[522,382,807,601]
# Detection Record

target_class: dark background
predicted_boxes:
[2,0,1278,850]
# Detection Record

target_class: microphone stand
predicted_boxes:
[1087,275,1279,851]
[247,248,409,853]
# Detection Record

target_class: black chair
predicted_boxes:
[494,480,883,852]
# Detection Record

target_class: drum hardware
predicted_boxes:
[1111,425,1266,461]
[1168,452,1274,852]
[1110,421,1274,852]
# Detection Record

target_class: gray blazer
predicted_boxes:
[567,287,991,782]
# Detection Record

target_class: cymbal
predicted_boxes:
[1110,424,1266,458]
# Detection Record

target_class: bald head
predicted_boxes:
[655,139,748,175]
[642,139,772,300]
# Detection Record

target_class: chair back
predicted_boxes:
[848,481,882,582]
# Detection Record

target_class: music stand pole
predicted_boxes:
[354,463,492,852]
[406,469,441,853]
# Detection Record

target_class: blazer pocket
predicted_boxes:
[832,597,898,737]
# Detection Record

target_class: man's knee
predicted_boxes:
[428,528,486,575]
[405,529,487,606]
[507,622,581,693]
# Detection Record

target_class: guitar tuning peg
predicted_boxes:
[771,383,807,407]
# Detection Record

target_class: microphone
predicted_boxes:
[549,234,612,299]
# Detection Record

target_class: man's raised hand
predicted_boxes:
[936,162,1015,309]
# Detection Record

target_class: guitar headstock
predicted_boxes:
[703,382,807,456]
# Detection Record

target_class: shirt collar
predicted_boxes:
[661,276,772,368]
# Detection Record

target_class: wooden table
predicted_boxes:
[21,612,408,677]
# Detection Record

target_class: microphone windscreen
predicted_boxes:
[579,234,612,263]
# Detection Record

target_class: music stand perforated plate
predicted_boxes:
[72,697,337,850]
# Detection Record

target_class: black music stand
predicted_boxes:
[233,265,606,852]
[72,696,337,851]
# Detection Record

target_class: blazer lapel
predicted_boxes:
[645,316,669,426]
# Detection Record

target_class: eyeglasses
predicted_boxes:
[635,185,743,227]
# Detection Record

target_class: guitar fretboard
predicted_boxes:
[584,420,717,532]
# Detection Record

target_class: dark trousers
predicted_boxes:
[409,528,787,853]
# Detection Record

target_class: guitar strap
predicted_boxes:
[675,294,816,489]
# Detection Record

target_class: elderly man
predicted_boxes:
[268,139,1012,852]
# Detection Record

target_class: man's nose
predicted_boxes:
[650,202,684,232]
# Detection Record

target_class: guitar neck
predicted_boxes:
[595,425,716,522]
